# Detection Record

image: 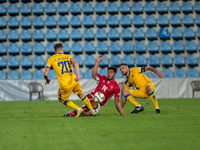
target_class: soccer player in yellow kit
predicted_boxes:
[119,63,165,113]
[44,43,96,117]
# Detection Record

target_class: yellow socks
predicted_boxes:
[124,94,140,106]
[62,100,79,110]
[148,91,159,109]
[81,95,93,111]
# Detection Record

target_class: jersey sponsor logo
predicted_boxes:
[131,74,134,78]
[102,85,107,92]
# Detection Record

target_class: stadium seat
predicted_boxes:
[158,15,168,26]
[196,16,200,26]
[74,70,83,79]
[85,55,95,67]
[8,43,19,55]
[108,15,118,27]
[197,28,200,39]
[20,17,31,28]
[159,28,170,39]
[183,15,193,26]
[62,42,70,54]
[21,70,32,80]
[58,29,69,41]
[99,69,107,76]
[194,2,200,13]
[148,55,159,67]
[99,55,108,67]
[95,16,106,27]
[33,56,44,68]
[149,69,159,78]
[175,69,186,78]
[185,41,196,53]
[121,28,132,40]
[0,56,6,68]
[21,43,32,54]
[119,2,130,13]
[85,69,93,79]
[8,56,19,68]
[108,29,119,40]
[146,28,157,39]
[83,29,94,40]
[133,15,143,26]
[122,42,133,53]
[135,42,146,53]
[97,42,108,53]
[45,3,56,14]
[116,69,122,78]
[110,42,120,53]
[110,55,121,67]
[20,3,31,15]
[188,68,199,78]
[123,55,134,67]
[181,2,192,13]
[171,28,182,39]
[20,29,31,41]
[0,17,6,28]
[21,56,32,68]
[170,15,181,26]
[0,70,5,80]
[169,2,180,13]
[84,42,95,54]
[45,16,56,28]
[71,42,82,54]
[173,41,184,53]
[184,28,195,39]
[71,29,82,40]
[57,3,68,14]
[0,30,6,41]
[160,41,171,53]
[144,2,155,13]
[95,3,105,14]
[82,3,93,14]
[8,70,19,80]
[132,2,142,13]
[33,17,43,28]
[58,16,68,27]
[32,3,43,15]
[0,4,6,15]
[134,29,145,39]
[120,15,131,27]
[73,55,83,67]
[70,16,81,27]
[33,43,44,54]
[0,43,6,55]
[33,29,44,41]
[46,29,56,41]
[107,2,118,14]
[8,4,18,15]
[83,16,93,27]
[147,42,159,53]
[8,30,18,41]
[136,55,146,66]
[174,54,185,66]
[47,70,56,79]
[198,42,200,51]
[145,15,156,26]
[186,54,198,66]
[157,2,168,13]
[162,69,173,78]
[96,29,107,40]
[33,70,44,79]
[46,55,51,64]
[46,42,55,54]
[8,17,18,28]
[161,55,172,66]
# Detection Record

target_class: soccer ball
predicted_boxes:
[94,92,105,103]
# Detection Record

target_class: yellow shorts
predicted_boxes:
[128,82,156,99]
[58,81,83,100]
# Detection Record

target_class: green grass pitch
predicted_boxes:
[0,98,200,150]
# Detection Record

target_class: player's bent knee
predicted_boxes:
[146,86,153,94]
[58,97,64,103]
[123,90,130,96]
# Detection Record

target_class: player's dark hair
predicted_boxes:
[107,66,117,73]
[54,43,64,51]
[119,63,128,67]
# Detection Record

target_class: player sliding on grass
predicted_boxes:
[64,55,128,117]
[44,42,96,117]
[119,63,165,113]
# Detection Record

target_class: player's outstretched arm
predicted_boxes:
[114,97,129,116]
[92,55,103,80]
[145,66,165,78]
[71,58,80,82]
[44,67,51,85]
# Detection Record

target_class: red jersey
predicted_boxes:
[87,74,120,106]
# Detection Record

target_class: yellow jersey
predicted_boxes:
[46,53,76,86]
[124,67,151,90]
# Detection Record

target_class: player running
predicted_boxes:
[64,55,128,117]
[119,63,165,113]
[44,42,96,117]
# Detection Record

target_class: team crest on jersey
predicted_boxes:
[131,74,134,77]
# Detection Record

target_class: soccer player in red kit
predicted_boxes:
[64,55,128,117]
